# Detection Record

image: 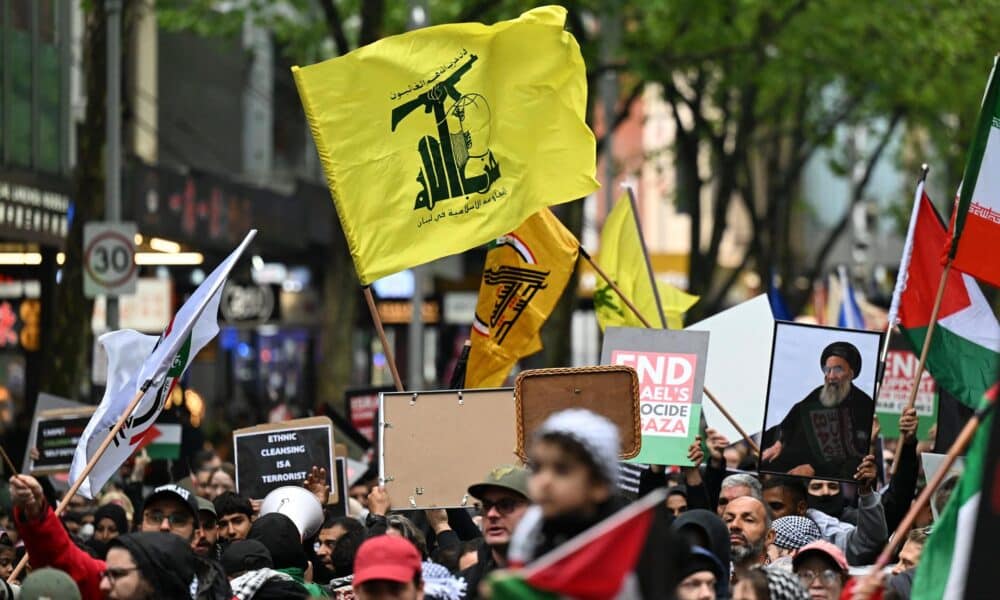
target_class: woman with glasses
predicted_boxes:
[791,540,849,600]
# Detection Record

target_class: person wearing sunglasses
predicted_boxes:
[460,465,531,599]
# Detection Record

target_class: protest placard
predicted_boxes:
[23,393,95,475]
[27,408,96,475]
[876,335,938,439]
[600,328,710,466]
[380,388,517,509]
[234,416,337,501]
[686,294,773,443]
[515,366,641,460]
[760,322,882,482]
[326,458,351,518]
[345,386,393,443]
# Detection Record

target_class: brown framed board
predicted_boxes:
[233,416,337,502]
[600,328,711,466]
[379,388,517,509]
[26,406,97,475]
[514,365,642,462]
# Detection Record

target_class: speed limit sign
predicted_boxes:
[83,222,138,298]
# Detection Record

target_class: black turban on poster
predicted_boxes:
[820,341,861,378]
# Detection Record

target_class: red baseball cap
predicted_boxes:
[793,540,849,573]
[353,536,422,586]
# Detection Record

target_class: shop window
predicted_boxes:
[2,0,65,172]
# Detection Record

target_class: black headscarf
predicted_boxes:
[109,532,196,599]
[248,513,308,571]
[672,509,732,598]
[94,504,130,536]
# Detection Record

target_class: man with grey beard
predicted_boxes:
[760,341,875,480]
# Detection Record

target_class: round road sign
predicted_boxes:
[84,229,137,290]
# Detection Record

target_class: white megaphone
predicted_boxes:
[259,486,324,540]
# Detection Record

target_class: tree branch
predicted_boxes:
[316,0,350,56]
[358,0,384,46]
[793,111,903,313]
[595,80,645,156]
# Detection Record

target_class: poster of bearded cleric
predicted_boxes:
[759,322,882,482]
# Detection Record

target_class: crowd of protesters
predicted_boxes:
[0,403,939,599]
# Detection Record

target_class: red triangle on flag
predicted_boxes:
[520,489,665,600]
[130,424,161,450]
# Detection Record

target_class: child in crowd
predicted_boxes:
[506,408,625,564]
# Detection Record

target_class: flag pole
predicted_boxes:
[0,445,18,476]
[857,395,996,599]
[581,247,761,455]
[903,260,953,414]
[623,184,667,328]
[703,388,760,455]
[579,247,654,328]
[8,384,148,582]
[363,286,405,392]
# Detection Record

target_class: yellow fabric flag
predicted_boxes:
[466,209,579,388]
[292,6,598,285]
[594,195,699,330]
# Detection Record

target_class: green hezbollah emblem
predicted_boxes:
[390,53,502,211]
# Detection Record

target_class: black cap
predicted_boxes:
[143,484,200,526]
[221,539,273,577]
[821,341,861,379]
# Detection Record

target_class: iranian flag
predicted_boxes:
[888,181,1000,410]
[70,231,256,498]
[912,384,997,600]
[949,56,1000,288]
[490,489,665,600]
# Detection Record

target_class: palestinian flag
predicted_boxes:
[888,180,1000,410]
[139,423,182,460]
[490,489,666,600]
[949,56,1000,288]
[912,384,997,600]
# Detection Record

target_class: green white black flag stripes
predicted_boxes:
[69,231,256,498]
[912,388,996,600]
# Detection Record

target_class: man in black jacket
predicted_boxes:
[460,465,531,598]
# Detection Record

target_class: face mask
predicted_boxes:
[79,523,95,540]
[807,493,845,518]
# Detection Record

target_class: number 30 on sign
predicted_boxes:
[83,222,138,298]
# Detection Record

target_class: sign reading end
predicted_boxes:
[84,222,137,298]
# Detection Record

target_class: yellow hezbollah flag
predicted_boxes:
[594,195,699,330]
[466,209,579,388]
[292,6,598,285]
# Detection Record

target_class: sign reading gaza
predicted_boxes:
[233,416,336,501]
[601,328,710,466]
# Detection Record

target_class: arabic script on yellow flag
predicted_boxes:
[594,195,699,330]
[292,6,598,285]
[466,209,579,388]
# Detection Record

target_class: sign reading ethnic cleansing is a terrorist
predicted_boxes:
[233,416,336,501]
[759,322,882,482]
[600,328,709,466]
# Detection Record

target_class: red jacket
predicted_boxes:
[14,504,104,600]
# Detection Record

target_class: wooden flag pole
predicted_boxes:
[363,286,405,392]
[581,247,759,452]
[579,247,654,328]
[623,185,667,328]
[0,445,18,477]
[902,260,952,414]
[703,388,760,455]
[858,397,995,599]
[8,385,148,583]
